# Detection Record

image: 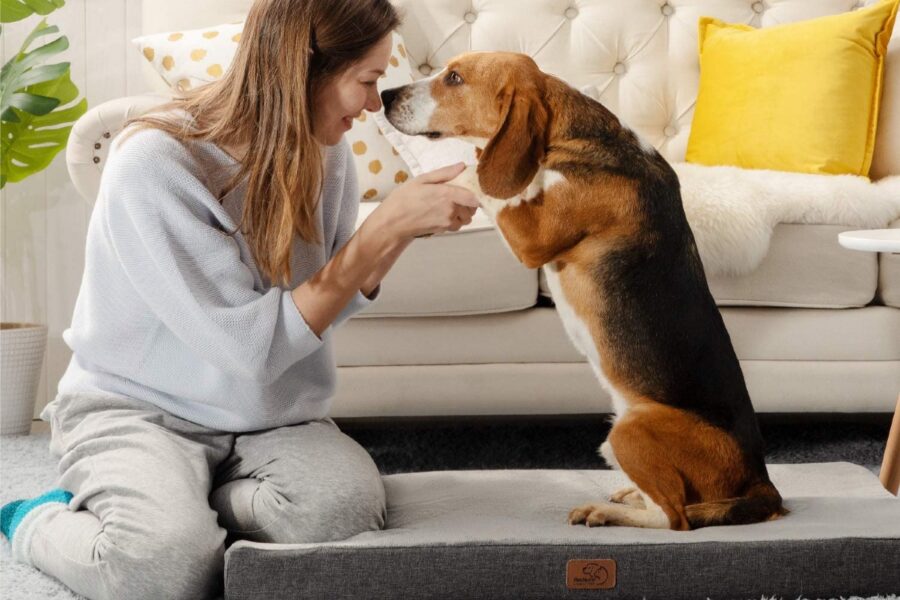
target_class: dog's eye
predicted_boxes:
[445,70,463,86]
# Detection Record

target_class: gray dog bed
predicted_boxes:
[225,463,900,599]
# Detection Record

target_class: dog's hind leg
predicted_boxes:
[573,403,722,530]
[602,402,749,530]
[604,408,693,529]
[609,487,646,508]
[597,441,647,508]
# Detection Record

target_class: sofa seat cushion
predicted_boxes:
[336,306,900,366]
[356,205,538,316]
[224,463,899,599]
[332,306,900,415]
[537,224,878,308]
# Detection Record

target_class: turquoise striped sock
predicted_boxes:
[1,488,73,564]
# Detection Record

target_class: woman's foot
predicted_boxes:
[1,488,73,564]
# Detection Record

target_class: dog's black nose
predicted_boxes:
[381,87,399,111]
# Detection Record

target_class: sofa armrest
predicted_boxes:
[66,93,173,204]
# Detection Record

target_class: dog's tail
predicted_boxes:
[685,480,788,529]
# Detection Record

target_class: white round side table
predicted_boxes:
[838,229,900,254]
[838,228,900,494]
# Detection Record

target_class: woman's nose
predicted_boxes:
[366,87,383,113]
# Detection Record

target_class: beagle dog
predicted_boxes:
[381,52,787,531]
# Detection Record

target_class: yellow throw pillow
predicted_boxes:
[686,0,899,176]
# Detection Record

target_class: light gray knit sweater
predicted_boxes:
[53,127,378,432]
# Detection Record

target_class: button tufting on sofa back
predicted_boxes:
[129,0,898,177]
[388,0,899,171]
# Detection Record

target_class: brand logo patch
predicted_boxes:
[566,559,616,589]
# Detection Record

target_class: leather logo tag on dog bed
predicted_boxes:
[566,559,617,589]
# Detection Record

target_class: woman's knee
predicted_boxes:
[98,518,225,600]
[243,460,386,544]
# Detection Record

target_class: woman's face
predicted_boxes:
[312,34,393,146]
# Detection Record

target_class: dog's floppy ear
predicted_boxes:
[477,85,548,199]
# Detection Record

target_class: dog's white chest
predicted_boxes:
[542,263,630,419]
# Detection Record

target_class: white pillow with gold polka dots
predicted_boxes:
[132,23,243,92]
[133,26,414,202]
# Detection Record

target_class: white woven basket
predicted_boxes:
[1,323,47,435]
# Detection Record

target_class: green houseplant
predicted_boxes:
[1,0,87,187]
[1,0,87,435]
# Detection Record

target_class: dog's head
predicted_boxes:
[381,52,548,199]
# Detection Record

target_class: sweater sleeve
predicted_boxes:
[101,129,325,385]
[331,140,380,327]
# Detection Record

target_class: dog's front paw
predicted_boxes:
[568,503,611,527]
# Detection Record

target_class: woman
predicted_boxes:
[0,0,478,598]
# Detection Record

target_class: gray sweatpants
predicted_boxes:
[31,392,386,600]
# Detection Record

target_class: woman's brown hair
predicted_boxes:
[126,0,400,286]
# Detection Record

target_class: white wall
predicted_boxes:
[1,0,149,415]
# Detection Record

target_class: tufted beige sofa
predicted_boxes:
[66,0,900,417]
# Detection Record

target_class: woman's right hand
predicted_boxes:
[372,162,480,241]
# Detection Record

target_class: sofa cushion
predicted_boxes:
[356,205,537,316]
[536,224,878,308]
[358,207,878,315]
[224,463,900,599]
[706,224,879,307]
[365,213,877,316]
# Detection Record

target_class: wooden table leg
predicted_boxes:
[880,393,900,495]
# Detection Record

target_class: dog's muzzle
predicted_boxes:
[380,81,440,138]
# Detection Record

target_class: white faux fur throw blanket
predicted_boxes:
[672,163,900,276]
[377,116,900,277]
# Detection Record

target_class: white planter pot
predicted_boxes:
[1,323,47,435]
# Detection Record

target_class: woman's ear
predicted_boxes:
[477,87,548,199]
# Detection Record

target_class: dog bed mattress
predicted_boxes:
[224,462,899,599]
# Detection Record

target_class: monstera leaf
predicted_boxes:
[1,71,86,187]
[1,0,66,24]
[0,13,87,188]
